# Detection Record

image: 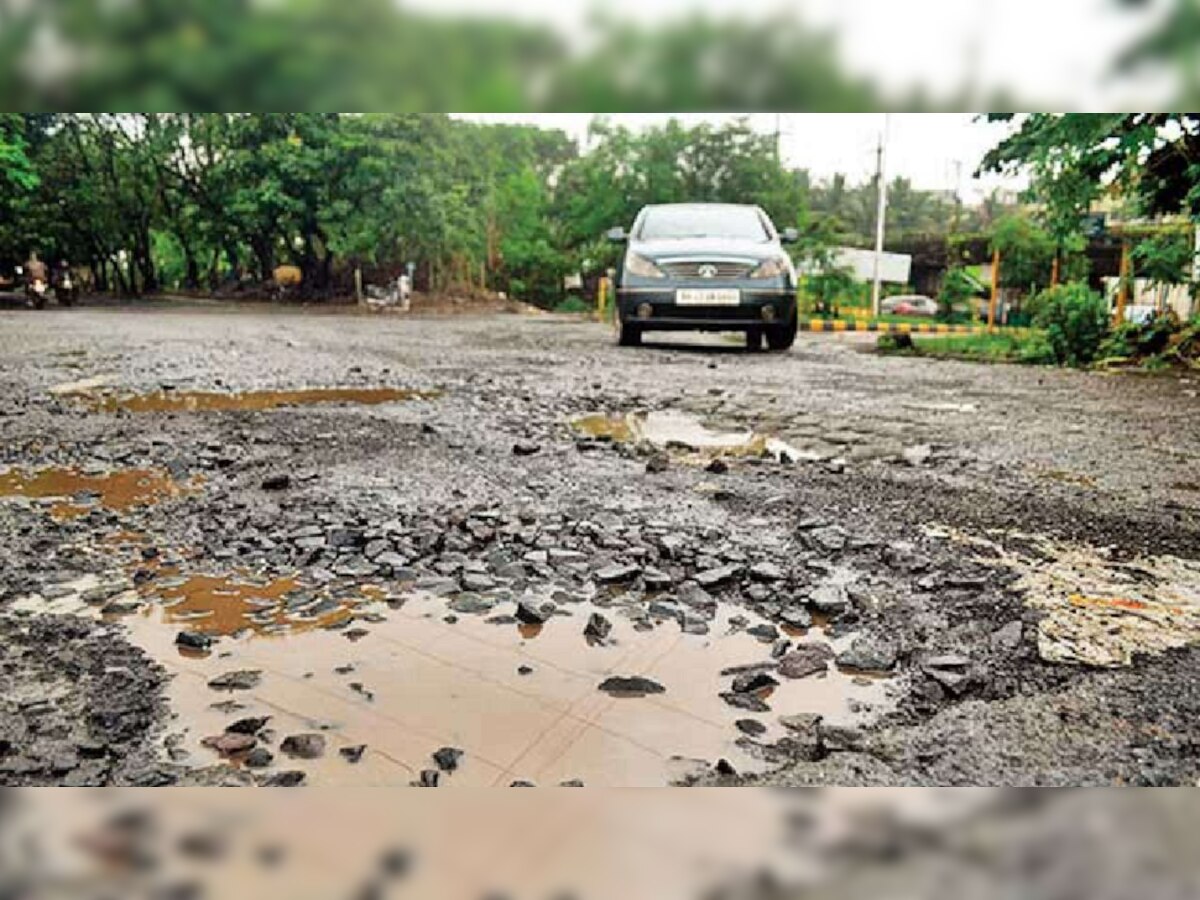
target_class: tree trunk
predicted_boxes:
[225,242,242,282]
[250,235,275,283]
[177,234,200,289]
[93,257,108,293]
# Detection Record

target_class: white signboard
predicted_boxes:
[823,247,912,283]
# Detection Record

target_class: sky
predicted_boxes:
[454,113,1027,202]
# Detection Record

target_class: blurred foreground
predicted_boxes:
[1,788,1198,899]
[0,0,1195,110]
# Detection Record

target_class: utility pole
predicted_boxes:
[870,114,890,318]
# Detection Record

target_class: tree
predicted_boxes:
[982,114,1200,221]
[990,213,1056,294]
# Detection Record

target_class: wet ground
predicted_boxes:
[2,303,1200,787]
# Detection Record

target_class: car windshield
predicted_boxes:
[638,206,771,242]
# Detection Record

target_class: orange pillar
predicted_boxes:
[988,248,1000,330]
[1114,241,1130,325]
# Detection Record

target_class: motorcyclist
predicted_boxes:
[24,251,47,286]
[23,251,50,308]
[53,258,77,306]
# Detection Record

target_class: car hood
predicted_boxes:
[630,237,782,262]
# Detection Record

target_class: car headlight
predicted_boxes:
[624,252,666,279]
[749,257,789,279]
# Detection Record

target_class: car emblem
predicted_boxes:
[697,264,718,278]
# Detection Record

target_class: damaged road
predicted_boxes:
[2,304,1199,786]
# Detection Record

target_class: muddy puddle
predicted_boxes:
[0,466,196,520]
[2,789,996,899]
[76,386,437,414]
[572,410,813,464]
[40,572,892,786]
[142,574,357,639]
[935,526,1200,667]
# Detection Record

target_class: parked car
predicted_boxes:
[881,294,939,317]
[607,203,799,350]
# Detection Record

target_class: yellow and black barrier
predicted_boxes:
[800,319,989,334]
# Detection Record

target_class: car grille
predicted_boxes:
[658,260,755,279]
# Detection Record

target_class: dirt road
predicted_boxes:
[2,304,1199,787]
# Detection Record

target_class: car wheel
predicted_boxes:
[746,328,764,351]
[616,317,642,347]
[766,312,797,351]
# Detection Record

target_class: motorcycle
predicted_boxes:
[54,270,78,307]
[25,276,50,310]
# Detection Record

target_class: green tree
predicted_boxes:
[990,213,1056,294]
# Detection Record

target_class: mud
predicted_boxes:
[2,304,1200,786]
[0,466,194,520]
[81,386,438,414]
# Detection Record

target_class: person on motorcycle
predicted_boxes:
[23,251,50,308]
[24,251,47,285]
[54,258,78,306]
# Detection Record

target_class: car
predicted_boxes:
[880,294,939,317]
[607,203,799,350]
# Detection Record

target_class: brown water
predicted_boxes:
[81,386,438,414]
[1,788,996,899]
[0,467,195,520]
[571,411,809,463]
[142,574,355,637]
[117,587,891,787]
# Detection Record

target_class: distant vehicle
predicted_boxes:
[881,294,938,317]
[607,203,799,350]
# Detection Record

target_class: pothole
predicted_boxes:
[936,527,1200,667]
[0,466,198,521]
[18,566,895,786]
[571,410,815,464]
[72,386,439,414]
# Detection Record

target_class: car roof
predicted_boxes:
[642,203,759,211]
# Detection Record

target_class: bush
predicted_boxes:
[937,267,983,322]
[876,333,914,353]
[554,295,591,314]
[1028,282,1110,366]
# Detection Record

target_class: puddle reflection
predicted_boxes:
[571,410,809,463]
[117,583,893,786]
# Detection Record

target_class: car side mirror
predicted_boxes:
[780,227,800,244]
[606,227,628,244]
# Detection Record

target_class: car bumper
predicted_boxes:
[616,287,796,330]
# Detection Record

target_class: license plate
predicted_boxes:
[675,288,740,306]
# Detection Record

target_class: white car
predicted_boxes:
[880,294,939,317]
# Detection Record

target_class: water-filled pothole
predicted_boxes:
[0,467,197,520]
[77,386,439,414]
[46,568,893,786]
[571,411,812,464]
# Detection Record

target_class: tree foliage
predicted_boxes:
[2,113,987,303]
[982,113,1200,221]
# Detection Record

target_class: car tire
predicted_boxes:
[616,318,642,347]
[766,312,797,351]
[746,328,764,351]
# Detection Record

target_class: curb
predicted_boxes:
[800,320,997,334]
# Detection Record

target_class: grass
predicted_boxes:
[879,330,1053,364]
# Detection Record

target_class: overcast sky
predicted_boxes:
[454,113,1027,202]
